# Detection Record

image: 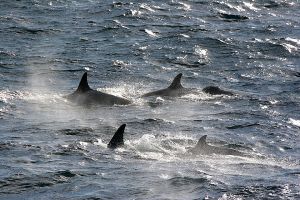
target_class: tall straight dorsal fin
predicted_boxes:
[168,73,183,89]
[195,135,207,148]
[107,124,126,149]
[76,72,91,92]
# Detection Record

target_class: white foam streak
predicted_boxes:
[288,118,300,127]
[159,174,171,180]
[140,3,155,12]
[178,2,191,11]
[218,193,243,200]
[145,29,158,37]
[243,2,260,11]
[221,3,245,12]
[282,43,298,53]
[130,9,142,16]
[286,37,300,45]
[180,33,190,38]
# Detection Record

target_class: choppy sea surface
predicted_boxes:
[0,0,300,199]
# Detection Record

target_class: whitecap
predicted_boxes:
[145,29,158,37]
[84,66,90,71]
[113,155,122,160]
[270,99,279,104]
[282,43,298,53]
[288,118,300,127]
[220,2,245,12]
[138,45,149,51]
[178,2,191,11]
[79,141,88,148]
[260,104,268,110]
[130,9,142,16]
[112,60,131,68]
[218,193,243,200]
[159,174,171,179]
[286,37,300,45]
[180,33,190,38]
[93,138,107,148]
[243,2,260,11]
[140,3,155,12]
[194,45,208,57]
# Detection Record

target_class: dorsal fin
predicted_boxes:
[195,135,207,148]
[168,73,183,89]
[76,72,91,93]
[107,124,126,149]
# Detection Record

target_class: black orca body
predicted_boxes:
[142,73,233,98]
[202,86,234,96]
[65,73,131,106]
[107,124,126,149]
[188,135,244,156]
[106,125,245,156]
[142,73,195,97]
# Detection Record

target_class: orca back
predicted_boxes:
[202,86,233,95]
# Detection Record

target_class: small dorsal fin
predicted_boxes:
[76,72,91,93]
[195,135,207,148]
[107,124,126,149]
[168,73,183,89]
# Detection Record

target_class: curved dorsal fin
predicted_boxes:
[107,124,126,149]
[168,73,183,89]
[195,135,207,148]
[76,72,91,93]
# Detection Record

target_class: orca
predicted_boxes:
[188,135,244,156]
[142,73,233,98]
[142,73,195,97]
[106,125,245,156]
[202,86,234,96]
[65,72,131,105]
[107,124,126,149]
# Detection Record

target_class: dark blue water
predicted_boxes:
[1,0,300,199]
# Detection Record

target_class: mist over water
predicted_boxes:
[0,0,300,199]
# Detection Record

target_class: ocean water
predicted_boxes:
[0,0,299,199]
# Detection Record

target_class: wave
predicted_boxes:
[8,26,61,35]
[232,183,299,199]
[59,127,94,136]
[0,170,77,195]
[226,122,260,130]
[168,176,209,186]
[288,118,300,128]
